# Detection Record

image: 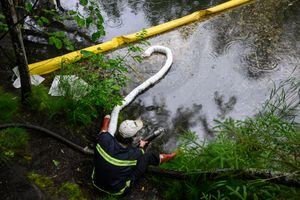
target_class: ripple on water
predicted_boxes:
[142,3,162,18]
[245,52,279,71]
[106,18,123,28]
[222,39,244,55]
[101,0,126,9]
[202,21,215,31]
[239,51,279,79]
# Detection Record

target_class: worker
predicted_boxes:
[92,115,176,195]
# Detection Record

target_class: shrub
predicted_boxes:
[28,51,129,125]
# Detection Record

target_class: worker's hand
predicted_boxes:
[139,140,148,148]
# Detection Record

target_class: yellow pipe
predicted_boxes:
[29,0,253,75]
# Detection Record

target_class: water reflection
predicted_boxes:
[99,0,227,41]
[214,91,237,119]
[117,0,300,152]
[210,0,300,78]
[122,97,208,152]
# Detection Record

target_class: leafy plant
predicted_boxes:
[1,0,105,50]
[28,50,128,125]
[158,78,300,199]
[0,88,18,123]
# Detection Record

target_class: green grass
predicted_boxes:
[0,128,29,149]
[0,88,18,123]
[0,128,29,162]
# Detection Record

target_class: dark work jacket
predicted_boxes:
[92,132,144,194]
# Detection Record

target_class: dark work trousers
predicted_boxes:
[129,151,160,184]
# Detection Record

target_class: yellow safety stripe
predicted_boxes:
[96,144,137,166]
[91,168,131,195]
[140,148,145,154]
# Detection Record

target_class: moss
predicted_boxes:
[27,172,54,190]
[0,88,18,122]
[57,182,87,200]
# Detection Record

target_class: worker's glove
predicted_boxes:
[100,115,110,133]
[159,152,176,164]
[139,139,148,148]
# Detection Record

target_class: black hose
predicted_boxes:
[0,123,94,155]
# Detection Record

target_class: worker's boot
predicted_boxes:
[160,152,176,164]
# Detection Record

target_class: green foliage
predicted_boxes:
[0,128,29,162]
[70,0,105,42]
[127,29,150,63]
[28,48,130,125]
[158,78,300,199]
[27,172,54,190]
[0,12,8,32]
[52,159,60,167]
[262,77,300,122]
[57,182,87,200]
[49,36,62,49]
[0,128,29,149]
[11,0,105,49]
[28,35,149,125]
[29,85,95,125]
[0,88,18,123]
[59,51,128,112]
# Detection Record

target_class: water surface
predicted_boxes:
[114,0,300,152]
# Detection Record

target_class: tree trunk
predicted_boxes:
[1,0,31,103]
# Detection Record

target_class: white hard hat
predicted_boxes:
[119,119,143,138]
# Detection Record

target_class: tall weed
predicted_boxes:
[158,78,300,199]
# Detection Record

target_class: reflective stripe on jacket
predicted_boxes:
[92,132,143,195]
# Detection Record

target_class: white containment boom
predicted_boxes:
[108,45,173,136]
